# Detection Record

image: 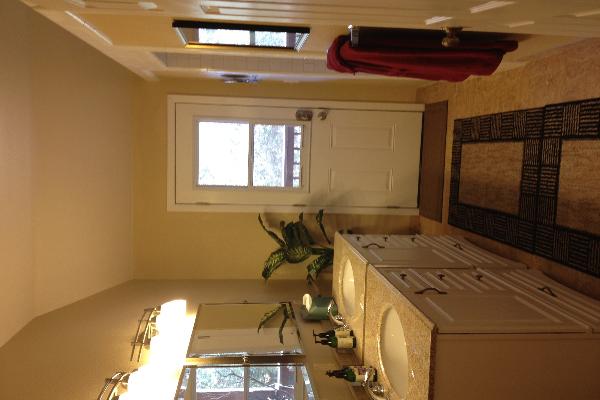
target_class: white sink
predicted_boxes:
[341,258,356,318]
[378,306,409,399]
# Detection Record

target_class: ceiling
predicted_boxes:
[21,0,600,83]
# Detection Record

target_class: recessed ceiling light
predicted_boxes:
[65,11,112,45]
[64,0,86,7]
[200,5,220,14]
[138,1,158,10]
[22,0,40,7]
[572,8,600,17]
[470,1,515,14]
[425,16,453,25]
[506,20,535,28]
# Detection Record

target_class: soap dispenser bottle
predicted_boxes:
[313,328,354,339]
[326,366,377,385]
[316,335,356,349]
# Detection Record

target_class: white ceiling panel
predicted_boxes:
[21,0,600,81]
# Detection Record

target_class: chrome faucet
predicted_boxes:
[363,367,388,400]
[327,299,347,327]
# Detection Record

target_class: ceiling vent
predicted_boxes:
[221,74,259,84]
[65,0,160,11]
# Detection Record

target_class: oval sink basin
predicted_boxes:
[378,306,408,399]
[341,258,356,318]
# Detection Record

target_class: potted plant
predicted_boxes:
[258,210,333,281]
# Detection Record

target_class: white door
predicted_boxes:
[310,109,422,209]
[173,102,422,211]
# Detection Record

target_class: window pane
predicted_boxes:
[196,367,244,400]
[198,122,249,186]
[249,366,296,400]
[253,124,286,187]
[198,28,251,45]
[293,150,301,163]
[293,133,302,148]
[254,31,287,47]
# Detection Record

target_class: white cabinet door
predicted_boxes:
[310,110,422,209]
[479,269,600,333]
[344,234,472,268]
[378,268,590,334]
[414,235,527,269]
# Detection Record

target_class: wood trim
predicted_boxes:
[419,101,448,222]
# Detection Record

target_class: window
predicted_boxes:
[171,98,312,209]
[197,121,303,189]
[190,365,299,399]
[177,365,314,400]
[173,21,310,51]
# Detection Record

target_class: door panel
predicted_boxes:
[311,109,422,208]
[480,269,600,333]
[378,267,590,334]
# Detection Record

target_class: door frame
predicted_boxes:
[167,95,424,214]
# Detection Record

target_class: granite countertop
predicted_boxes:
[362,265,436,400]
[332,234,369,364]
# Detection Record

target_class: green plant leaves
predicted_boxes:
[285,246,312,263]
[257,304,285,333]
[281,219,314,248]
[279,303,290,345]
[258,209,333,281]
[306,249,334,281]
[316,209,332,244]
[257,303,290,344]
[261,248,286,280]
[258,215,285,247]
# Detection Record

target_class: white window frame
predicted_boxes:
[193,117,309,192]
[167,95,424,214]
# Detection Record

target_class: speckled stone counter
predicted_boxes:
[332,233,368,363]
[363,266,436,400]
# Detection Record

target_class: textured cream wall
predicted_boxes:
[0,0,35,347]
[416,38,600,298]
[30,6,136,315]
[133,78,420,279]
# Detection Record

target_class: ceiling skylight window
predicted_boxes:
[172,20,310,51]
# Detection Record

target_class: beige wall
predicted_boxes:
[29,4,137,315]
[0,0,137,345]
[133,78,420,279]
[0,279,320,399]
[0,0,35,347]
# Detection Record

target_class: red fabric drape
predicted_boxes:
[327,35,518,82]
